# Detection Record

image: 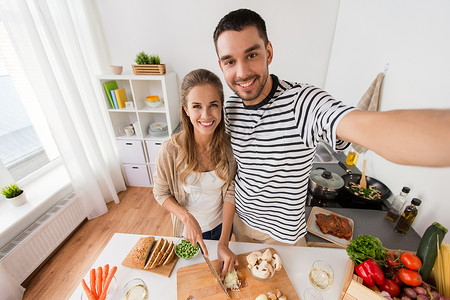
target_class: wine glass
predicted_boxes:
[308,260,334,291]
[123,278,149,300]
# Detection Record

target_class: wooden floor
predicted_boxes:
[22,187,173,300]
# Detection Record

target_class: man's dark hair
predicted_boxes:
[213,9,269,51]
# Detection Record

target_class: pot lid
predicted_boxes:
[310,169,344,189]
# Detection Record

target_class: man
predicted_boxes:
[212,9,450,247]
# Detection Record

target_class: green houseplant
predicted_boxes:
[132,51,166,75]
[1,183,27,206]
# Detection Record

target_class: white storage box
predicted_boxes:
[117,140,146,164]
[122,164,151,187]
[145,140,163,164]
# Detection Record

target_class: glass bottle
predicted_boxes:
[395,198,421,234]
[345,147,358,166]
[385,187,410,222]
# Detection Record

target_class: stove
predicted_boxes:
[306,192,389,210]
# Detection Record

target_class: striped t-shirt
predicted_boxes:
[225,75,355,243]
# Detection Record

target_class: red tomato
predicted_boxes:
[378,278,400,297]
[400,252,422,271]
[386,250,401,269]
[398,268,422,286]
[391,273,403,287]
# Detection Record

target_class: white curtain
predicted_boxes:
[0,0,126,214]
[0,1,127,297]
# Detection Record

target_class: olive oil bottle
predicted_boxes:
[395,198,421,234]
[385,186,410,222]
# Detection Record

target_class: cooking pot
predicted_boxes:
[338,161,391,205]
[308,168,345,200]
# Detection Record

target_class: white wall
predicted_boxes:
[96,0,450,242]
[325,0,450,242]
[95,0,340,96]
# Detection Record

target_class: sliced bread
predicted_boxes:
[144,237,165,269]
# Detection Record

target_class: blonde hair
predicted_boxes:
[173,69,230,185]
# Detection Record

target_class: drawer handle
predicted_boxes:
[132,167,139,169]
[155,143,162,146]
[126,142,133,145]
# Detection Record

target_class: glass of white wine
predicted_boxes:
[123,278,149,300]
[308,260,334,291]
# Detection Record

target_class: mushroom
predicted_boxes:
[259,260,273,274]
[278,295,287,300]
[275,289,282,298]
[247,252,259,267]
[271,254,283,271]
[261,249,273,261]
[267,294,277,300]
[251,264,270,279]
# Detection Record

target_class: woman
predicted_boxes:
[152,68,237,276]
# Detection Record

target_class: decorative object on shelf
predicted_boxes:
[1,183,27,206]
[132,51,166,75]
[146,95,161,108]
[124,124,135,136]
[109,65,123,75]
[148,122,168,138]
[125,101,134,109]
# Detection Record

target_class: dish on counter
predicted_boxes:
[245,248,283,281]
[306,206,354,248]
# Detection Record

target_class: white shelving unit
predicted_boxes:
[97,72,180,187]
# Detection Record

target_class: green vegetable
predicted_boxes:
[346,234,388,266]
[416,222,448,281]
[175,239,199,259]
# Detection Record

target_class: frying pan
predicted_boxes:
[338,161,391,205]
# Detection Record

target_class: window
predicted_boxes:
[0,19,60,183]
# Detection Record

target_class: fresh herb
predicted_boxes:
[346,234,388,266]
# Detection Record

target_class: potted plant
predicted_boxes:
[132,51,166,75]
[1,183,27,206]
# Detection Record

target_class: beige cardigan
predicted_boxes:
[152,134,236,237]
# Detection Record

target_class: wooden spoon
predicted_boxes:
[360,159,367,189]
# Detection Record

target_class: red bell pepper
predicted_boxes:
[355,258,385,287]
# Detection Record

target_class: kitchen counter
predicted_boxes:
[305,203,421,251]
[308,150,422,251]
[70,233,350,300]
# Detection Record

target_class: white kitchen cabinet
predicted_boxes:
[97,72,180,186]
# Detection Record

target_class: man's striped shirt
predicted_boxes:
[225,75,355,243]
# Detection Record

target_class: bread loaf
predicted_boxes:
[130,236,155,268]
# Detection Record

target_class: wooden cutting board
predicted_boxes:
[177,248,299,300]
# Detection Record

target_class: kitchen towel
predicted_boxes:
[352,72,385,154]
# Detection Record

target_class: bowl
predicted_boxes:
[110,65,123,75]
[174,237,200,260]
[146,100,161,108]
[246,263,275,281]
[81,276,117,300]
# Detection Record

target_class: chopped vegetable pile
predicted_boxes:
[347,182,382,200]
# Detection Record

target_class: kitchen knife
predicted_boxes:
[203,254,231,298]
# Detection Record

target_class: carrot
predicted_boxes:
[81,279,97,300]
[98,266,117,300]
[96,266,103,297]
[89,268,97,298]
[102,264,109,289]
